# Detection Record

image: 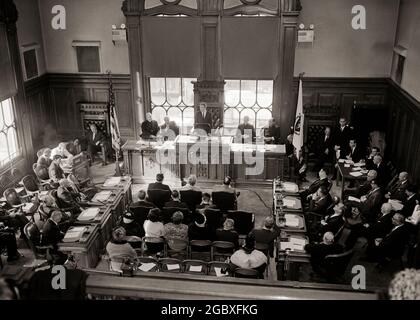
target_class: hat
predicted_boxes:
[123,211,134,220]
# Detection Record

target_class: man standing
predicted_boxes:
[262,118,281,144]
[316,126,334,171]
[236,116,256,143]
[141,112,159,139]
[86,123,108,165]
[195,102,212,134]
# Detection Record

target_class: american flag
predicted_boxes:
[107,72,121,152]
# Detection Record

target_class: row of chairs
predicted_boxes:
[108,256,262,279]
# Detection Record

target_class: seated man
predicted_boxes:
[364,203,394,240]
[249,216,280,258]
[164,190,189,209]
[236,116,256,143]
[51,142,73,160]
[402,185,419,218]
[299,168,331,201]
[371,155,389,187]
[317,204,346,240]
[181,174,201,192]
[365,147,381,170]
[48,155,64,183]
[147,173,171,192]
[141,112,159,140]
[37,148,52,168]
[196,193,214,211]
[308,186,333,216]
[158,116,179,141]
[355,179,383,224]
[0,224,20,262]
[343,169,377,200]
[131,189,155,208]
[212,176,239,197]
[215,218,239,249]
[262,118,280,144]
[386,172,410,202]
[345,139,364,163]
[41,211,68,264]
[86,124,108,166]
[304,231,344,274]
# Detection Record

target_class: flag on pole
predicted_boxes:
[107,72,121,152]
[292,77,304,156]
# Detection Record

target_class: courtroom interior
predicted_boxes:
[0,0,420,300]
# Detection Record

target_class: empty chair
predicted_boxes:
[227,210,255,236]
[183,259,208,275]
[158,258,182,273]
[233,268,260,279]
[321,249,355,283]
[180,190,202,213]
[208,261,232,277]
[147,190,171,209]
[130,205,152,226]
[137,256,158,272]
[211,241,235,261]
[142,236,165,256]
[22,175,40,195]
[212,191,236,211]
[189,240,212,260]
[204,208,223,231]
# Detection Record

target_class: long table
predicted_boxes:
[122,136,287,187]
[336,161,368,196]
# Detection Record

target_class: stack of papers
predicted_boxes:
[344,164,351,168]
[285,214,300,228]
[353,162,365,167]
[280,242,293,251]
[389,199,404,211]
[282,182,299,193]
[103,177,121,187]
[77,207,100,221]
[92,190,112,202]
[62,226,87,242]
[349,171,363,177]
[138,263,156,272]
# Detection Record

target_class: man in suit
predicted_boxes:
[236,116,256,143]
[164,190,189,209]
[364,203,394,240]
[345,139,364,163]
[42,211,65,248]
[131,189,155,208]
[366,213,409,267]
[316,126,335,171]
[86,123,108,165]
[249,216,281,258]
[262,118,281,144]
[304,232,344,273]
[158,116,179,141]
[331,117,353,180]
[195,102,212,134]
[358,180,384,224]
[402,185,419,218]
[386,172,410,202]
[366,147,381,170]
[300,168,331,201]
[48,155,64,183]
[147,173,171,192]
[215,218,239,249]
[343,169,377,200]
[308,186,333,216]
[372,155,389,187]
[317,204,346,240]
[141,112,159,140]
[285,134,295,157]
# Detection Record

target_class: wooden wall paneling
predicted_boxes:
[115,89,134,136]
[318,93,340,107]
[404,118,415,172]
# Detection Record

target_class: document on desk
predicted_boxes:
[280,242,293,251]
[282,182,299,193]
[283,198,296,208]
[338,159,346,163]
[138,263,156,272]
[103,177,121,187]
[189,265,203,272]
[352,167,362,171]
[284,214,300,228]
[166,264,180,271]
[63,226,87,242]
[348,196,361,203]
[344,164,351,168]
[349,171,363,177]
[214,267,228,277]
[290,237,307,251]
[77,207,100,221]
[92,190,112,202]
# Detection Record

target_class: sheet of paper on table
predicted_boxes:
[290,236,307,251]
[283,198,296,208]
[282,182,299,193]
[338,159,346,163]
[103,177,121,187]
[77,207,100,221]
[214,267,228,277]
[285,214,300,227]
[349,171,363,177]
[348,196,361,203]
[352,167,362,171]
[138,263,156,272]
[353,162,365,167]
[166,264,180,271]
[280,242,293,251]
[189,265,203,272]
[63,226,86,242]
[92,190,112,202]
[389,199,404,211]
[344,164,351,168]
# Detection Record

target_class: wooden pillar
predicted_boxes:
[273,8,300,140]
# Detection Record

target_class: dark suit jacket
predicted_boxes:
[147,182,171,192]
[214,229,239,249]
[164,200,189,210]
[345,146,365,163]
[310,194,333,215]
[366,213,393,239]
[87,130,106,146]
[141,120,159,139]
[307,178,331,195]
[159,121,179,139]
[361,188,384,223]
[188,223,214,241]
[264,125,281,144]
[373,162,389,186]
[195,111,212,133]
[304,243,344,270]
[237,123,256,142]
[319,215,345,236]
[388,179,409,202]
[42,219,64,247]
[333,125,353,150]
[379,224,409,258]
[285,141,295,157]
[317,134,335,159]
[402,194,419,217]
[131,200,155,208]
[250,227,280,257]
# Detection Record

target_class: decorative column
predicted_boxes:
[273,2,301,140]
[122,0,145,138]
[193,0,225,129]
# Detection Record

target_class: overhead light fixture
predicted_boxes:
[120,24,126,29]
[111,24,117,30]
[299,23,305,30]
[309,24,315,30]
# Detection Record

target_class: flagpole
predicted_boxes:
[107,70,122,177]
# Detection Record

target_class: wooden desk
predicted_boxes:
[101,176,132,207]
[60,153,90,180]
[58,224,102,269]
[337,162,368,196]
[91,189,124,228]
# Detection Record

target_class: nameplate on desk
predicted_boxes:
[77,207,101,221]
[62,226,87,242]
[103,177,121,187]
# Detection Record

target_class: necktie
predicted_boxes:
[93,133,96,141]
[202,111,205,119]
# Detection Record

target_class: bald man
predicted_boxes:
[249,216,281,257]
[343,169,378,199]
[386,172,410,202]
[141,112,159,139]
[364,203,394,239]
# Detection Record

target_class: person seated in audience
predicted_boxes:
[41,211,68,264]
[158,116,179,141]
[365,147,381,170]
[364,203,394,240]
[48,155,64,183]
[164,190,189,209]
[318,204,346,240]
[181,174,201,192]
[386,172,410,202]
[212,176,240,198]
[51,142,73,160]
[304,231,343,274]
[215,218,239,249]
[262,118,280,144]
[365,213,408,268]
[163,211,188,241]
[131,189,155,208]
[402,185,419,218]
[315,126,334,172]
[372,155,389,187]
[345,139,364,163]
[148,173,171,192]
[106,227,137,269]
[343,169,377,200]
[325,195,341,216]
[37,148,52,168]
[38,194,71,223]
[67,174,97,201]
[299,168,331,201]
[143,208,165,239]
[57,179,82,213]
[249,216,280,258]
[0,223,20,262]
[141,112,159,140]
[118,211,143,239]
[86,124,109,166]
[350,179,383,224]
[196,192,213,211]
[188,212,213,241]
[335,206,364,250]
[308,186,333,216]
[230,234,267,278]
[236,116,256,143]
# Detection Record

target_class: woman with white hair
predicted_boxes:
[106,227,137,272]
[141,112,159,140]
[181,174,201,192]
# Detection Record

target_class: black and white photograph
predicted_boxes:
[0,0,419,305]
